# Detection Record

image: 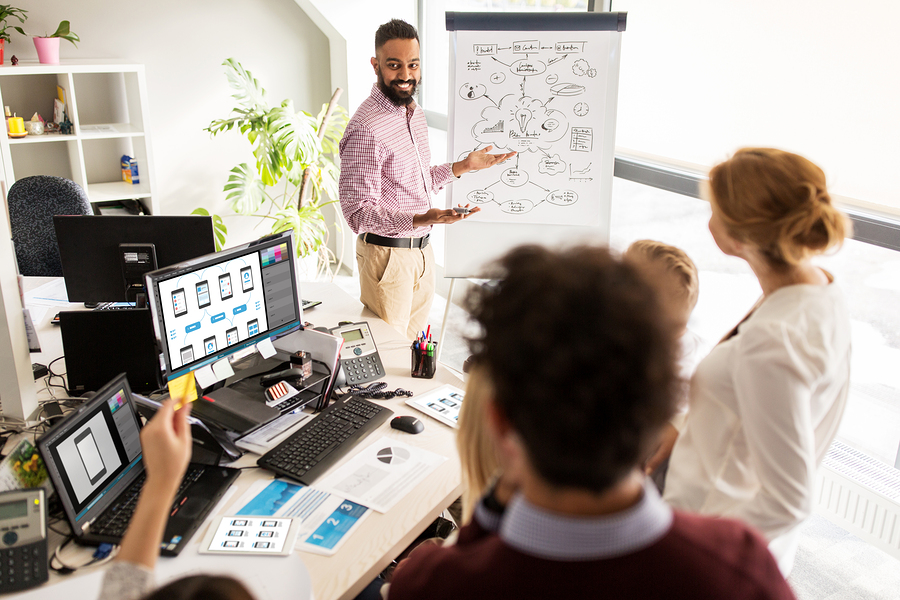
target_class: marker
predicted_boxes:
[425,324,431,339]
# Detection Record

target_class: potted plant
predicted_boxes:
[16,20,79,65]
[0,5,27,65]
[197,58,349,279]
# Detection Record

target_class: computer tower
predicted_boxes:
[59,309,163,395]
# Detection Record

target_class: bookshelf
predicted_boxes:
[0,61,158,214]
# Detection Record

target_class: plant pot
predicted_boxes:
[33,37,60,65]
[0,39,5,65]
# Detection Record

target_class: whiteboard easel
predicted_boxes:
[443,11,626,279]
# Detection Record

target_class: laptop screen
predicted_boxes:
[38,374,144,533]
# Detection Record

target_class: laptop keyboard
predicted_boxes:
[91,466,205,537]
[257,396,392,485]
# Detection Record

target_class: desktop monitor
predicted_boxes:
[54,215,216,304]
[144,231,303,382]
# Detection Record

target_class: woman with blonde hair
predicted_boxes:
[664,148,851,577]
[456,362,501,524]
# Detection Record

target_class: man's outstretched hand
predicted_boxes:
[412,204,481,228]
[452,145,516,177]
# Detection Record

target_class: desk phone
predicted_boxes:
[0,488,48,593]
[330,321,385,385]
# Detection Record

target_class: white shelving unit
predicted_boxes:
[0,60,158,214]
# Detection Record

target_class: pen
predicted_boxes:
[425,324,431,339]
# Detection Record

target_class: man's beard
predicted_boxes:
[378,72,421,107]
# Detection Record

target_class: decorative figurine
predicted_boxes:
[59,112,73,135]
[10,55,17,66]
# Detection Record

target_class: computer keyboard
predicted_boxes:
[301,298,321,310]
[91,466,205,537]
[270,393,311,415]
[94,302,137,311]
[257,395,393,485]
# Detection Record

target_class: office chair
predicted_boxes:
[7,175,93,277]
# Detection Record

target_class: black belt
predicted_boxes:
[360,233,430,249]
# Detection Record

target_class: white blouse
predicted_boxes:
[664,280,851,575]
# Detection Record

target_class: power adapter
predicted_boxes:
[32,362,48,380]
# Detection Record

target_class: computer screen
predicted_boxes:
[54,215,216,303]
[144,231,302,381]
[37,373,144,530]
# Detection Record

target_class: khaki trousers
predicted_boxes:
[356,237,435,341]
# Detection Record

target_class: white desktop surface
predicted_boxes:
[22,278,464,600]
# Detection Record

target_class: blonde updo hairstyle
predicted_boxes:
[706,148,850,267]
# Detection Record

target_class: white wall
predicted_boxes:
[299,0,417,112]
[614,0,900,212]
[294,0,418,270]
[11,0,330,245]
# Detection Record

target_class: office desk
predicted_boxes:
[21,279,464,600]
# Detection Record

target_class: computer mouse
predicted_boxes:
[391,415,424,434]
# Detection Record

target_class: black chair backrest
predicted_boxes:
[7,175,93,277]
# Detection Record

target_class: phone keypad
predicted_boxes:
[345,356,383,384]
[0,542,48,591]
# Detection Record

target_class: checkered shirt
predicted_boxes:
[338,84,455,237]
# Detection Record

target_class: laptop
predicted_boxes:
[37,373,240,556]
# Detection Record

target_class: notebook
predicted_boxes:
[37,373,240,556]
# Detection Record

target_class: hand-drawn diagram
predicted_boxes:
[449,30,611,226]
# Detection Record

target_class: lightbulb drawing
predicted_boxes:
[514,108,533,133]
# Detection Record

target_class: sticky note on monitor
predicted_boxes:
[167,371,198,409]
[213,358,235,380]
[256,338,276,359]
[194,364,218,389]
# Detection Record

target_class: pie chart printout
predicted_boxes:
[376,447,410,466]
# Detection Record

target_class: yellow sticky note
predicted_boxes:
[167,372,198,410]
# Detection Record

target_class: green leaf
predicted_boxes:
[270,204,327,258]
[316,103,349,157]
[205,109,255,137]
[318,161,341,201]
[191,207,228,251]
[271,101,321,172]
[251,114,283,187]
[222,58,268,112]
[50,20,78,46]
[222,163,267,215]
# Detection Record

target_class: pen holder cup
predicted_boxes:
[411,342,437,379]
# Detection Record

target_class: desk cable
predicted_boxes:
[345,381,414,400]
[43,356,70,399]
[50,537,118,575]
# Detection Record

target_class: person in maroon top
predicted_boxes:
[386,245,796,600]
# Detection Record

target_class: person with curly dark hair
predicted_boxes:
[386,244,795,600]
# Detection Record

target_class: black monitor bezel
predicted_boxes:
[144,231,303,381]
[53,215,216,303]
[36,373,145,537]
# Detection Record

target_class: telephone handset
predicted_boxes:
[330,321,385,386]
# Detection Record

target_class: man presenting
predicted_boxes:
[339,19,514,340]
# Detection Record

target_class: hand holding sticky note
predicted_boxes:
[167,371,198,410]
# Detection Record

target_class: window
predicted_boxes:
[610,177,900,468]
